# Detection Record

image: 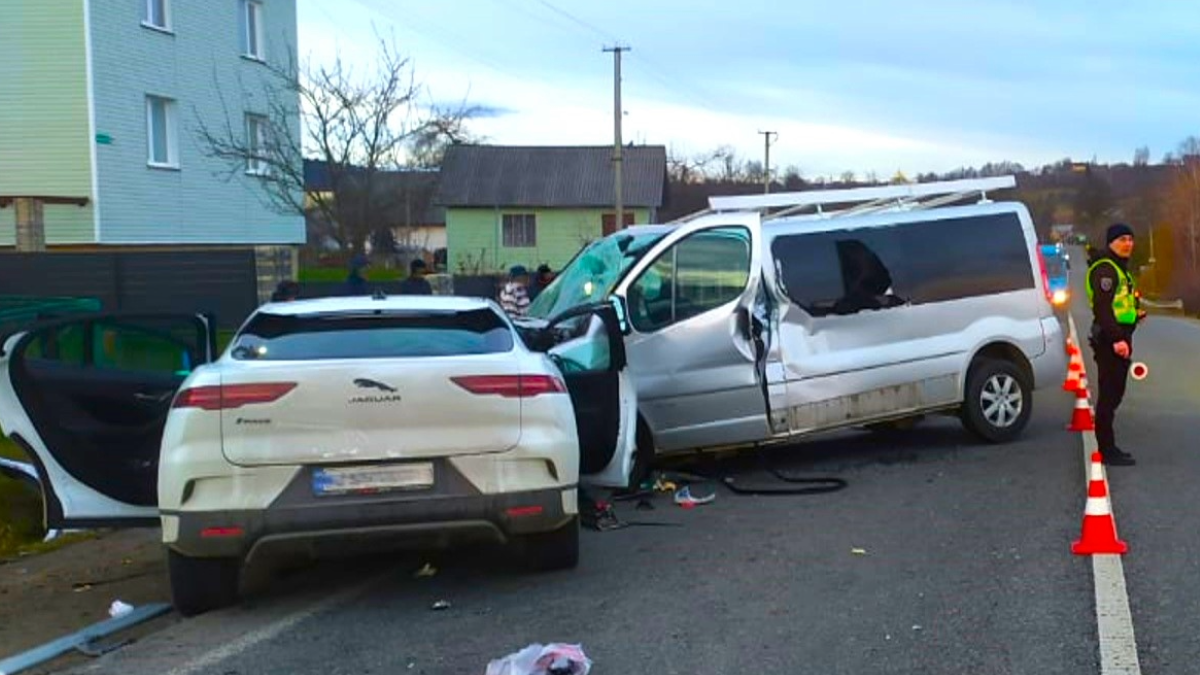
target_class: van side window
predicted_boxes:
[629,227,752,332]
[773,212,1033,316]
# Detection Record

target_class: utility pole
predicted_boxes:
[758,131,778,193]
[604,44,630,229]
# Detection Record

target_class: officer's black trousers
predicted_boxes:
[1093,344,1130,454]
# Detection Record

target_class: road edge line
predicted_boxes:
[1067,311,1142,675]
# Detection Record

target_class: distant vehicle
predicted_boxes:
[0,295,637,616]
[1039,243,1071,307]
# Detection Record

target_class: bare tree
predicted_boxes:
[1133,146,1151,167]
[195,36,475,255]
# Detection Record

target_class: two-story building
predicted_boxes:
[0,0,304,303]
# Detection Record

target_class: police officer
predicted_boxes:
[1087,223,1147,466]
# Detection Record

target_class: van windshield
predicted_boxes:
[527,230,668,319]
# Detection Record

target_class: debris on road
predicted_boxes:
[430,600,451,611]
[414,563,437,578]
[851,548,867,556]
[107,600,134,619]
[673,485,716,508]
[485,643,592,675]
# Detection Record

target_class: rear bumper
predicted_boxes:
[163,459,575,561]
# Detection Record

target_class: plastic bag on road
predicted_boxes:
[485,643,592,675]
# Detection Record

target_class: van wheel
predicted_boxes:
[168,549,241,617]
[514,516,580,572]
[960,359,1032,443]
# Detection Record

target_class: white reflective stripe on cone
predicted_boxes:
[1085,496,1112,516]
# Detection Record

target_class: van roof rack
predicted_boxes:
[671,176,1016,224]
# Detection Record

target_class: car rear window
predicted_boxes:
[230,308,514,360]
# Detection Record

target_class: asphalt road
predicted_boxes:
[63,260,1200,675]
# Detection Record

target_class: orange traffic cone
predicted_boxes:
[1067,386,1095,431]
[1066,338,1079,358]
[1072,453,1128,555]
[1062,356,1084,392]
[1075,372,1090,395]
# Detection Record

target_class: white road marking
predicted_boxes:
[164,572,386,675]
[1067,311,1142,675]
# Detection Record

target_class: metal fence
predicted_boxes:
[0,250,258,329]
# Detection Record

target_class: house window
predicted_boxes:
[246,114,270,174]
[602,211,636,236]
[502,214,536,248]
[143,0,171,31]
[146,95,178,168]
[241,0,265,60]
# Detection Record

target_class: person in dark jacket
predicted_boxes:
[344,255,369,296]
[397,258,433,295]
[270,280,300,302]
[529,264,555,301]
[1086,223,1147,466]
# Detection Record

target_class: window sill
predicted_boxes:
[147,162,181,172]
[140,21,175,35]
[240,53,267,64]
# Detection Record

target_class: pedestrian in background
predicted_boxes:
[398,258,433,295]
[499,265,531,318]
[343,255,370,296]
[270,280,300,302]
[1086,223,1147,466]
[529,264,555,301]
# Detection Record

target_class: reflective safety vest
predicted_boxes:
[1086,259,1138,325]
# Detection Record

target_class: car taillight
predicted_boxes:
[173,383,297,410]
[451,375,566,398]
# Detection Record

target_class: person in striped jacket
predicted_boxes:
[499,265,531,318]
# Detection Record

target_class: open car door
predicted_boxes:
[541,299,638,488]
[0,314,216,528]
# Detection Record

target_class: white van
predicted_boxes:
[525,177,1067,477]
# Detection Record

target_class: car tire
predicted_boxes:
[960,358,1032,443]
[168,549,241,617]
[514,516,580,572]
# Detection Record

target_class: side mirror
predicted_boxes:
[609,295,631,336]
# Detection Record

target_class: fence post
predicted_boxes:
[14,198,46,252]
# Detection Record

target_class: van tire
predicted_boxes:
[515,517,580,572]
[168,549,241,617]
[960,358,1032,443]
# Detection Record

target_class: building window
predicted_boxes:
[146,95,178,168]
[143,0,171,31]
[502,214,536,248]
[246,114,270,174]
[241,0,265,60]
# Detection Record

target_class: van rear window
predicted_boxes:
[230,309,513,360]
[772,212,1033,316]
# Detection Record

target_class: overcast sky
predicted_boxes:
[297,0,1200,178]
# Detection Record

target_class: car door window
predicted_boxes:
[93,320,201,375]
[629,227,752,332]
[24,324,87,365]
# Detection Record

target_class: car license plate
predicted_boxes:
[312,463,434,496]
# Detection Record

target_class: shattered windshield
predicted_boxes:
[527,230,668,319]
